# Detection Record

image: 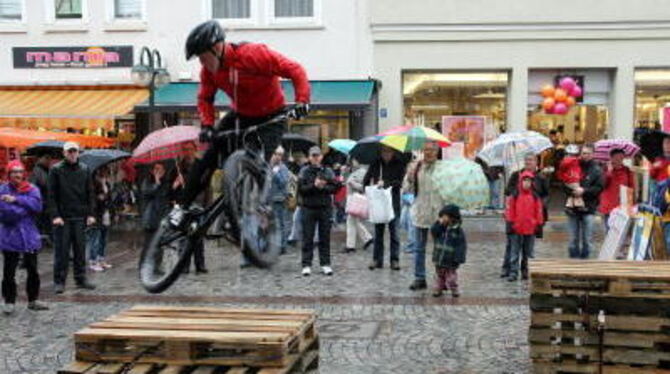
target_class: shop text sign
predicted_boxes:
[13,46,133,69]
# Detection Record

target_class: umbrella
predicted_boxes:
[477,131,553,167]
[132,125,200,164]
[432,158,489,210]
[634,128,670,161]
[594,139,640,161]
[25,140,65,156]
[378,125,450,152]
[349,136,382,164]
[79,149,131,172]
[281,133,316,154]
[327,139,356,154]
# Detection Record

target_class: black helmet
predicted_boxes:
[185,20,226,60]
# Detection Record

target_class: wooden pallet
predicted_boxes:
[73,306,317,368]
[529,260,670,372]
[58,337,319,374]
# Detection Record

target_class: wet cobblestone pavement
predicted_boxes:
[0,216,604,374]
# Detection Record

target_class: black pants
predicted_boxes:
[184,239,205,271]
[301,207,332,267]
[53,219,87,285]
[373,217,399,266]
[181,111,286,206]
[3,251,40,304]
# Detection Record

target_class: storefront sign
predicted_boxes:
[13,46,133,68]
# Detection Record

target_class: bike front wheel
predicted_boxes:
[138,220,195,293]
[224,151,281,268]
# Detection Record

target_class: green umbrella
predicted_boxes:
[432,158,490,210]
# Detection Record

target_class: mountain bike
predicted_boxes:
[139,112,291,293]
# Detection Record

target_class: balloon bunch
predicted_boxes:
[541,77,583,115]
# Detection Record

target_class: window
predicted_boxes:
[274,0,312,18]
[634,69,670,131]
[114,0,142,19]
[212,0,250,19]
[55,0,82,19]
[0,0,21,21]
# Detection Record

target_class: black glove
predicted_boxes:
[290,102,310,120]
[199,126,215,143]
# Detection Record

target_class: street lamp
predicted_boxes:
[132,47,171,127]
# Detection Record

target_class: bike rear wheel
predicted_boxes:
[224,151,281,268]
[139,220,195,293]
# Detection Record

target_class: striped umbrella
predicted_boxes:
[477,131,553,168]
[594,139,640,161]
[378,125,450,152]
[132,125,201,164]
[432,158,490,210]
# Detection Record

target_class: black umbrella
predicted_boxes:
[79,149,130,172]
[349,136,382,164]
[634,128,670,160]
[25,140,65,156]
[281,133,316,154]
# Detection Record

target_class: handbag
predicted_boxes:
[366,185,395,224]
[345,192,369,219]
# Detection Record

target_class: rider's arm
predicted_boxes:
[197,68,218,127]
[246,44,311,104]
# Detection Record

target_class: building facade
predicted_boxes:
[0,0,376,147]
[371,0,670,145]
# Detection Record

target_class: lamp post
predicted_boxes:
[132,47,171,130]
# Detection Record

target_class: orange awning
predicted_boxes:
[0,87,149,131]
[0,128,115,150]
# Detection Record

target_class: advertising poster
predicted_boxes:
[663,107,670,133]
[598,208,631,260]
[441,116,486,159]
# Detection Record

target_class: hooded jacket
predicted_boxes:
[0,182,42,253]
[505,171,544,235]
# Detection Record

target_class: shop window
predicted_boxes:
[634,69,670,131]
[403,71,508,158]
[527,69,611,144]
[212,0,251,19]
[0,0,22,21]
[55,0,82,19]
[114,0,143,20]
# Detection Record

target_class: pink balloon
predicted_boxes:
[569,85,582,98]
[559,77,576,92]
[554,102,568,115]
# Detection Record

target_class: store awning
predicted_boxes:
[0,87,149,131]
[0,128,115,150]
[134,80,378,112]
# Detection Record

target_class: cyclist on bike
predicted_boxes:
[171,20,311,226]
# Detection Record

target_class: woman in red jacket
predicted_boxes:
[505,171,544,281]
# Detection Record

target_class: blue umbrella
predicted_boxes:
[328,139,357,154]
[79,149,130,172]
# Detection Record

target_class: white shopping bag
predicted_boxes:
[365,186,395,224]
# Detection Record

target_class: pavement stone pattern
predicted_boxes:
[0,216,604,374]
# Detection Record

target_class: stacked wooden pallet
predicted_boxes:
[529,259,670,374]
[57,305,319,374]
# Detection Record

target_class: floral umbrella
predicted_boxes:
[432,158,489,210]
[378,125,450,152]
[132,125,200,164]
[477,131,553,167]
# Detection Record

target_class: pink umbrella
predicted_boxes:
[132,125,202,164]
[594,139,640,161]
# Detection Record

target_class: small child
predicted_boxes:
[558,144,585,210]
[431,204,467,297]
[505,171,544,281]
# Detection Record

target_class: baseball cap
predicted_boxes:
[63,141,80,152]
[308,146,322,156]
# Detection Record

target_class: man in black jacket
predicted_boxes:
[564,144,603,259]
[48,142,96,294]
[363,145,407,270]
[298,146,339,276]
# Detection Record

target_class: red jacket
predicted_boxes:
[505,171,544,235]
[650,157,670,182]
[197,43,311,126]
[599,165,634,215]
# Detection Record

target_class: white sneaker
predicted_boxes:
[2,303,15,315]
[301,267,311,276]
[169,205,185,227]
[321,266,333,276]
[89,262,104,272]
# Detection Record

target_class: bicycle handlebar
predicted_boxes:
[214,108,296,141]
